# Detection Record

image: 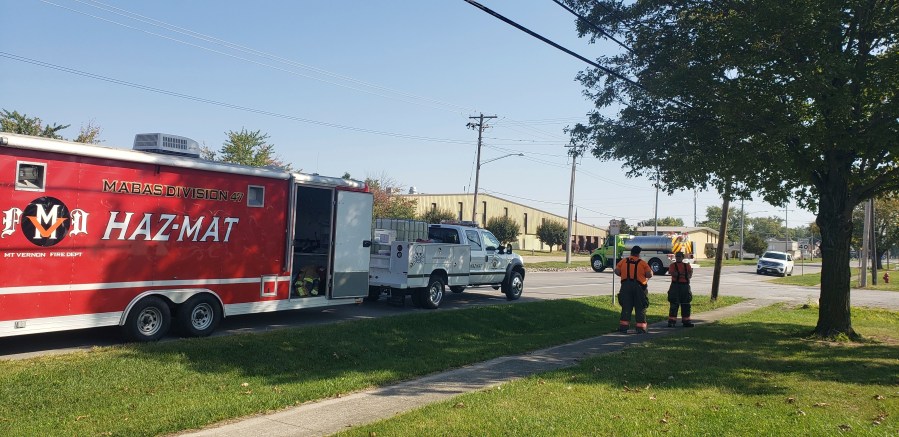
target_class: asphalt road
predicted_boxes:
[3,263,897,360]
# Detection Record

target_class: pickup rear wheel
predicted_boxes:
[364,286,381,302]
[591,256,606,272]
[503,271,523,300]
[123,296,171,342]
[419,276,444,309]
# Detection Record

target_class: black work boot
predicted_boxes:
[667,320,676,328]
[636,328,647,334]
[682,321,695,328]
[617,326,628,333]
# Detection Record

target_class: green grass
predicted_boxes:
[0,295,741,436]
[526,260,591,269]
[520,250,590,257]
[342,305,899,436]
[774,266,899,292]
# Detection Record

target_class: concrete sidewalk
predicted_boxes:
[179,298,779,437]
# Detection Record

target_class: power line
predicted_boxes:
[549,0,634,54]
[0,52,480,145]
[462,0,645,92]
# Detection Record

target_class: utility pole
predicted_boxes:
[693,189,697,227]
[740,198,744,260]
[565,145,587,264]
[468,114,496,225]
[871,199,878,285]
[860,199,870,287]
[653,170,659,235]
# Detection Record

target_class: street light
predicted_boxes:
[471,153,524,224]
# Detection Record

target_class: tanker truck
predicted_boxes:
[590,234,694,275]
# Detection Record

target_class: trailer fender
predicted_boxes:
[119,289,223,325]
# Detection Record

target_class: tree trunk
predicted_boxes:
[710,195,730,301]
[814,174,858,338]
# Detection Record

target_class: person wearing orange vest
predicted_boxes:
[667,251,694,327]
[615,246,653,333]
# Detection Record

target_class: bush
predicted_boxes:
[486,216,521,245]
[419,208,456,224]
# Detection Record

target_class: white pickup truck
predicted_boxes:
[367,223,526,308]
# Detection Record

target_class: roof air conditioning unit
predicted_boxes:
[133,133,200,158]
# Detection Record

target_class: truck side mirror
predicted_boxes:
[506,244,512,254]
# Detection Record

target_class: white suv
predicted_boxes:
[757,251,794,277]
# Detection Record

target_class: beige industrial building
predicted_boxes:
[399,193,607,252]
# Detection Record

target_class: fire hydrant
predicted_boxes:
[884,272,890,284]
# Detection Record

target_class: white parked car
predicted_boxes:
[757,251,794,277]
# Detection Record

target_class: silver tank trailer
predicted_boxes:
[621,236,675,252]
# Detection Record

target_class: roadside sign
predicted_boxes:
[609,219,620,236]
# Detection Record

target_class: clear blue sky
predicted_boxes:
[1,0,818,231]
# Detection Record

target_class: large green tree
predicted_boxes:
[637,216,684,227]
[1,109,69,139]
[566,0,899,338]
[206,129,292,170]
[486,216,521,245]
[536,221,567,252]
[366,175,417,220]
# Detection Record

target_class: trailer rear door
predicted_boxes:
[331,190,373,298]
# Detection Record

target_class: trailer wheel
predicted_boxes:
[450,286,466,293]
[648,258,665,275]
[591,256,606,272]
[503,271,524,300]
[176,294,221,337]
[419,276,444,309]
[123,296,171,342]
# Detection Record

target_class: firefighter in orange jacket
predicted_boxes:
[667,251,694,327]
[615,246,653,333]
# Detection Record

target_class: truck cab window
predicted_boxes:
[16,162,46,191]
[483,231,500,251]
[466,230,481,250]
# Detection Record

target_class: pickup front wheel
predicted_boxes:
[591,256,606,272]
[503,271,523,300]
[418,276,444,309]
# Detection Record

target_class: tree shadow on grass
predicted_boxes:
[574,319,899,395]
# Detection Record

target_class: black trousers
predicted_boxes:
[667,282,692,320]
[619,281,649,326]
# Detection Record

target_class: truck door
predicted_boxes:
[331,190,373,298]
[465,229,489,284]
[480,230,506,283]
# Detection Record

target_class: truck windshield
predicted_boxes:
[482,231,501,250]
[763,252,787,260]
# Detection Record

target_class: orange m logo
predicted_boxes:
[27,216,68,238]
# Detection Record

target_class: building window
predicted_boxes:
[431,203,437,211]
[16,161,46,191]
[247,185,265,207]
[504,207,508,217]
[457,202,463,221]
[524,213,528,234]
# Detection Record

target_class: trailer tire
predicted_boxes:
[591,256,606,272]
[450,286,466,293]
[123,296,172,342]
[419,276,444,309]
[176,294,221,337]
[503,271,524,301]
[648,258,665,276]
